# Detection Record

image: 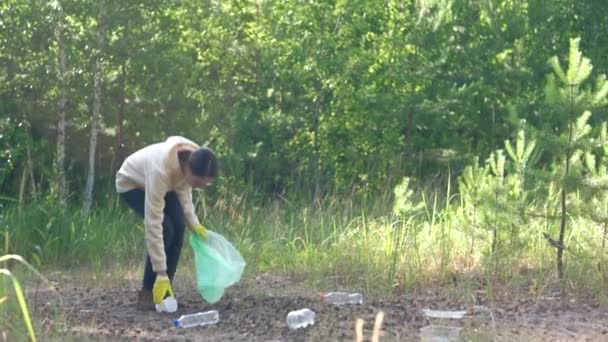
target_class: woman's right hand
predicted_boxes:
[152,274,174,304]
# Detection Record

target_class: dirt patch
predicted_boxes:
[24,272,608,341]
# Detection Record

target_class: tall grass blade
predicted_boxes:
[0,269,36,342]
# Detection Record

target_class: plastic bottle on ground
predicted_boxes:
[155,297,178,313]
[286,308,315,330]
[173,310,220,328]
[320,292,363,305]
[420,324,462,342]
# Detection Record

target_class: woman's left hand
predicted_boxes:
[192,223,208,239]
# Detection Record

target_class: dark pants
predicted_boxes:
[120,189,186,291]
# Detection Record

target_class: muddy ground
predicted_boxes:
[23,271,608,341]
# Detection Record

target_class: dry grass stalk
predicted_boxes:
[355,318,364,342]
[355,310,385,342]
[372,311,385,342]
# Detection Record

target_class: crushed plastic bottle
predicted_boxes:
[420,325,462,342]
[155,297,178,313]
[320,292,363,305]
[423,309,467,320]
[286,308,315,330]
[173,310,219,328]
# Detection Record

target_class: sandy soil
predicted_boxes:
[23,271,608,341]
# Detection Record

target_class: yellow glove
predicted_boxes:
[192,223,208,239]
[152,275,174,305]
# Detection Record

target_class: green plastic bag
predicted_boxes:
[190,230,246,303]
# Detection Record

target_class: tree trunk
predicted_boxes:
[84,0,106,214]
[406,83,415,157]
[491,107,498,254]
[405,47,418,158]
[27,149,36,199]
[55,2,67,206]
[25,122,37,199]
[603,222,607,253]
[312,91,321,204]
[557,85,576,279]
[116,61,127,169]
[18,164,27,213]
[557,178,567,279]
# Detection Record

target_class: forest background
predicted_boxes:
[2,0,608,312]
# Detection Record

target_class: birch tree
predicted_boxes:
[53,0,68,206]
[84,0,106,214]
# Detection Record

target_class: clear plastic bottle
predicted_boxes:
[286,308,315,330]
[173,310,219,328]
[155,297,178,313]
[320,292,363,305]
[420,325,462,342]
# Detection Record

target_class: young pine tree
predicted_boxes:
[543,38,608,278]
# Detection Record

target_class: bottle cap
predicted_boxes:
[173,319,180,328]
[319,294,326,301]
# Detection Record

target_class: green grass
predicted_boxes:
[1,200,144,271]
[1,181,608,338]
[196,186,607,299]
[1,254,56,342]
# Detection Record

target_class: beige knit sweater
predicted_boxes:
[116,136,201,272]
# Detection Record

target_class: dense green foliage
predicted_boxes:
[2,0,608,294]
[1,0,607,197]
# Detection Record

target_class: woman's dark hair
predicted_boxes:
[179,147,218,178]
